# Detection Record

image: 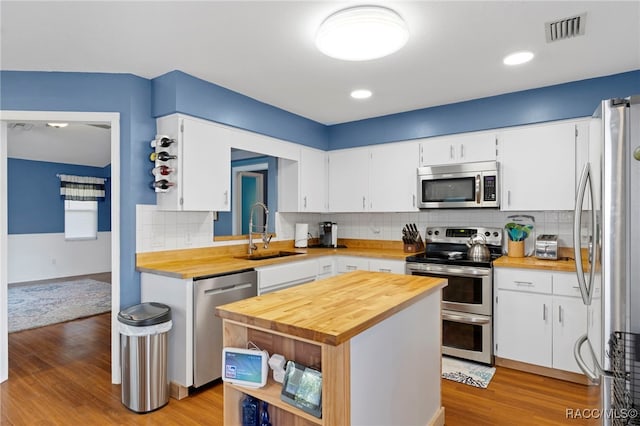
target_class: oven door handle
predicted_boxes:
[442,312,491,325]
[407,263,490,277]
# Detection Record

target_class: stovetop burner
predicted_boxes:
[405,226,504,268]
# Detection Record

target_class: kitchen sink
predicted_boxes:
[235,251,304,261]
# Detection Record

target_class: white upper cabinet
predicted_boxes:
[498,119,588,211]
[156,115,230,211]
[278,146,328,212]
[369,142,420,212]
[328,147,370,212]
[328,141,419,212]
[300,147,328,212]
[420,131,496,166]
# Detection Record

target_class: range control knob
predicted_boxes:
[485,231,490,237]
[434,230,440,236]
[493,232,499,237]
[427,230,433,235]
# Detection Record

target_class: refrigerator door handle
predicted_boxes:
[573,334,601,383]
[573,163,595,305]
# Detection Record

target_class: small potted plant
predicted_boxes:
[505,222,533,257]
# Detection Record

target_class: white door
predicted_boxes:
[328,148,369,212]
[552,296,587,373]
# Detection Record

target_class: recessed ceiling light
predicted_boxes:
[351,89,372,100]
[316,6,409,61]
[47,122,69,128]
[503,51,534,66]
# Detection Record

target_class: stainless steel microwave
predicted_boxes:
[417,161,500,208]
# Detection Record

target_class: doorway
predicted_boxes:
[236,171,265,235]
[0,111,120,383]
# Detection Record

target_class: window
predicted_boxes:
[64,200,98,240]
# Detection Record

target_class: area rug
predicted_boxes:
[441,356,496,388]
[8,279,111,333]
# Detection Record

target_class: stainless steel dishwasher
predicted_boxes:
[193,269,257,387]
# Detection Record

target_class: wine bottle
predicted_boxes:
[150,179,175,190]
[151,165,175,176]
[149,151,177,162]
[150,137,176,148]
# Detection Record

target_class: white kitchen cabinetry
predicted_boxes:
[369,142,420,212]
[497,120,588,211]
[299,147,328,212]
[336,255,370,274]
[156,114,230,211]
[280,146,327,212]
[368,258,406,274]
[256,258,318,295]
[419,131,496,166]
[328,142,419,212]
[336,256,405,275]
[328,148,370,212]
[495,268,587,374]
[316,256,335,280]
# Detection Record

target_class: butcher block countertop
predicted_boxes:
[493,247,588,272]
[136,239,408,279]
[216,270,446,346]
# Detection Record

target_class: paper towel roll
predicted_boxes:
[294,223,309,248]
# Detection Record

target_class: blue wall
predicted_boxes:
[152,71,329,150]
[7,159,111,234]
[328,70,640,149]
[1,71,155,309]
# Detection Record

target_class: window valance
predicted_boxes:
[58,174,106,201]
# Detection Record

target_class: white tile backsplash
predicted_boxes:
[136,204,580,253]
[278,209,580,247]
[136,204,215,252]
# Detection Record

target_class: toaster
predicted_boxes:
[535,234,558,260]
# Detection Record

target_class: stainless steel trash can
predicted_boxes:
[118,302,172,413]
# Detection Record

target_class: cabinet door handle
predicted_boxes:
[413,194,416,207]
[303,196,307,209]
[362,196,366,209]
[450,145,455,160]
[558,305,563,324]
[460,144,464,159]
[507,190,511,206]
[346,265,357,271]
[378,268,392,273]
[515,281,533,286]
[224,190,228,205]
[543,303,547,321]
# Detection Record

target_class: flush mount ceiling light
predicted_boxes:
[350,89,372,99]
[503,51,534,66]
[47,122,69,128]
[315,6,409,61]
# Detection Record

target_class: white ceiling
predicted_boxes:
[1,1,639,167]
[6,122,111,167]
[1,1,638,126]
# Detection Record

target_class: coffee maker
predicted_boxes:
[319,222,338,248]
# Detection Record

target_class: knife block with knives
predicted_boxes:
[402,223,425,253]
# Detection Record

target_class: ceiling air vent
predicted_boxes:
[545,13,586,42]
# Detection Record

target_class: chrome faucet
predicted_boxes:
[248,202,272,255]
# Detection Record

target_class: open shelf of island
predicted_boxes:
[216,270,447,426]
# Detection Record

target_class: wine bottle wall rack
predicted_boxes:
[150,134,177,192]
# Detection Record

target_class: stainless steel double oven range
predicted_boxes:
[405,226,503,365]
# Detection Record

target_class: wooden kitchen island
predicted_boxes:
[216,270,446,426]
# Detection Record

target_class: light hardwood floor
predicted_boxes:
[1,313,599,425]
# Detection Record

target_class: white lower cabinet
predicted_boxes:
[256,258,318,295]
[336,256,406,274]
[495,268,587,374]
[316,256,335,280]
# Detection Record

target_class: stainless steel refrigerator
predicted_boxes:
[573,96,640,425]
